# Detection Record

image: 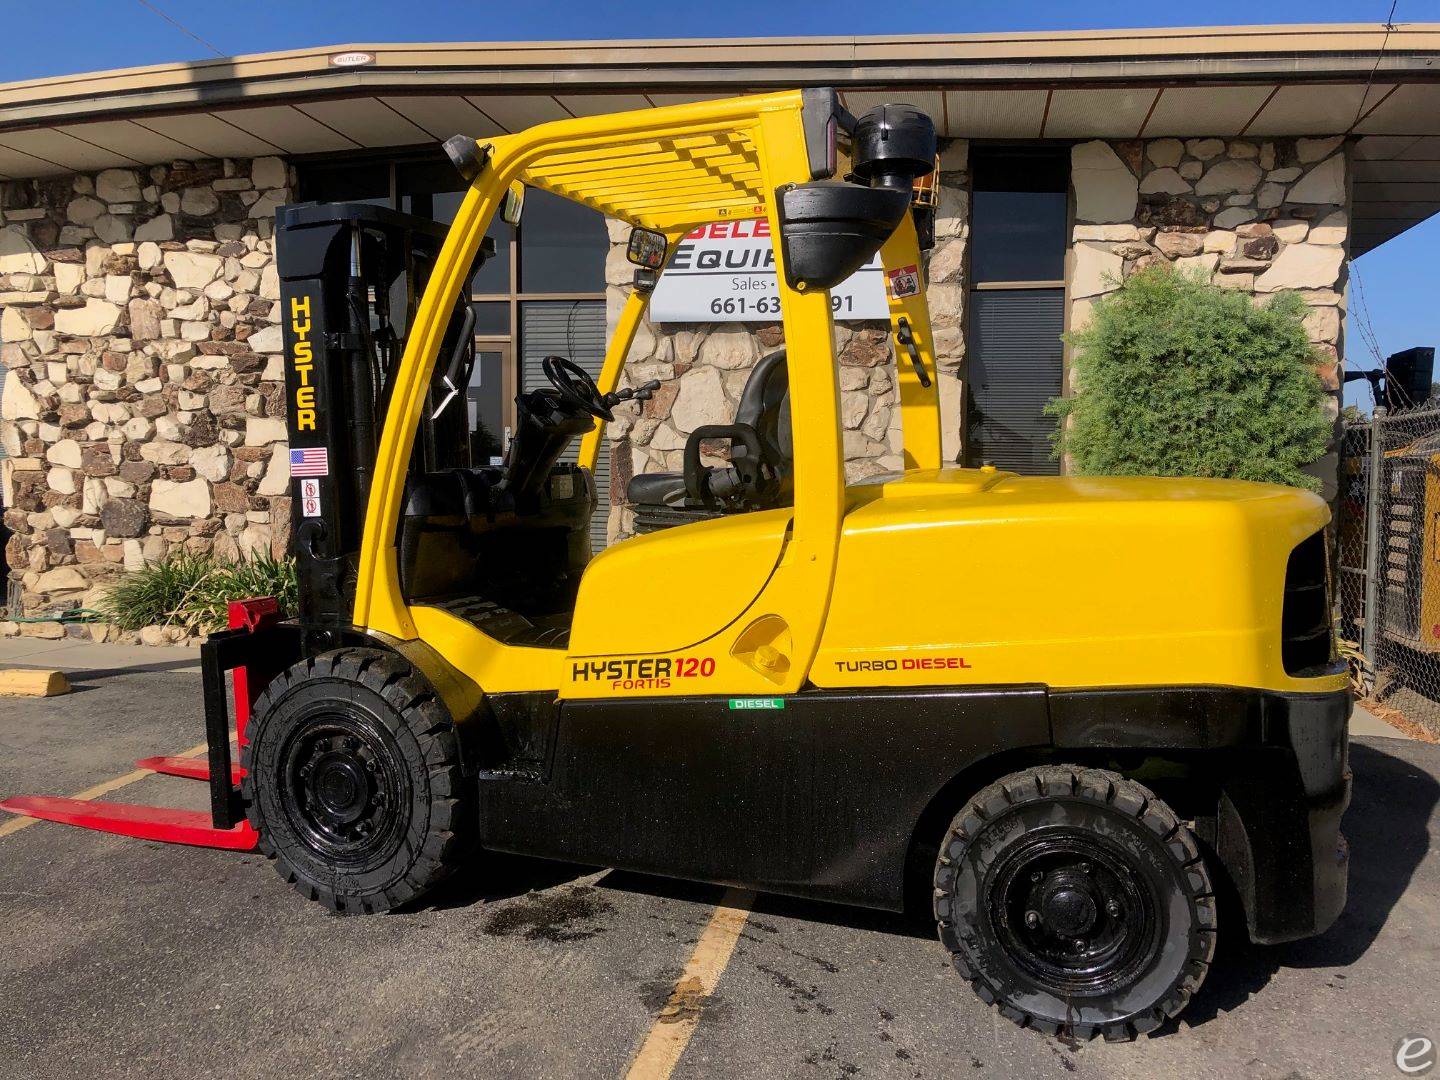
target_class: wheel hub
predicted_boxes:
[281,720,401,858]
[308,750,373,825]
[1041,880,1098,936]
[989,830,1159,996]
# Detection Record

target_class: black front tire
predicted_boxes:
[934,765,1215,1041]
[242,648,474,914]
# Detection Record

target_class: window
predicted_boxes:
[964,147,1070,475]
[296,149,609,389]
[296,161,389,204]
[467,350,509,467]
[471,301,509,335]
[296,152,612,541]
[970,152,1069,284]
[518,189,609,294]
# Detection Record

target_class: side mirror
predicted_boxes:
[627,227,667,269]
[501,182,525,226]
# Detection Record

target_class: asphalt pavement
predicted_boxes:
[0,658,1436,1080]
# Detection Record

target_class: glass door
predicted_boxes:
[964,147,1070,474]
[467,343,513,468]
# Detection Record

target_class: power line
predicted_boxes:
[1346,0,1416,413]
[134,0,225,59]
[1349,264,1386,370]
[1350,0,1400,131]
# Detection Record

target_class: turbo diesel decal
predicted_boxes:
[572,655,716,691]
[289,294,317,432]
[834,656,971,673]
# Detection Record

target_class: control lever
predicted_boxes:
[894,316,932,389]
[603,379,662,408]
[431,302,476,420]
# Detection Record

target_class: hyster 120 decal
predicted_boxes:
[572,656,716,691]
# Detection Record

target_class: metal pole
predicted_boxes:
[1362,406,1386,675]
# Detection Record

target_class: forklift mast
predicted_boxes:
[274,203,471,643]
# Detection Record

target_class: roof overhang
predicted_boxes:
[2,25,1439,255]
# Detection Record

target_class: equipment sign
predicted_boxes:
[650,219,887,323]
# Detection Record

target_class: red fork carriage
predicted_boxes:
[0,598,289,851]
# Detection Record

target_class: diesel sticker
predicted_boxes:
[729,698,785,710]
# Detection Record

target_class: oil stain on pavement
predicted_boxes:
[481,883,616,942]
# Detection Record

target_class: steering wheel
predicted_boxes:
[542,355,613,421]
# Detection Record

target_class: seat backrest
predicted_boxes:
[733,348,790,478]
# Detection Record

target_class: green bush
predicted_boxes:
[94,553,297,634]
[1048,266,1332,491]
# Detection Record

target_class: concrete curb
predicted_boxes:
[0,669,71,697]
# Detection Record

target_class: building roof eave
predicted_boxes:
[2,26,1440,255]
[2,25,1440,127]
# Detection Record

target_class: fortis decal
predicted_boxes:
[572,655,716,691]
[289,295,317,432]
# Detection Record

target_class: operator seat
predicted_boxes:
[629,349,791,532]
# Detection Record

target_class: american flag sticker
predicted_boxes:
[289,447,330,478]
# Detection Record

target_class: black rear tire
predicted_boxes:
[934,765,1215,1041]
[242,648,474,914]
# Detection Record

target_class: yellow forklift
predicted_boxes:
[2,90,1351,1041]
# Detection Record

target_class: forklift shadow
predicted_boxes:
[40,658,204,696]
[63,658,204,682]
[600,869,935,941]
[1156,737,1438,1035]
[422,855,933,941]
[420,852,601,910]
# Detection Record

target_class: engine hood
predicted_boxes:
[846,466,1330,527]
[815,467,1338,695]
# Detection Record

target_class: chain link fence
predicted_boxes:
[1338,404,1440,739]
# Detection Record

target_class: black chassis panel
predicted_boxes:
[1053,683,1352,943]
[478,685,1051,910]
[472,681,1351,928]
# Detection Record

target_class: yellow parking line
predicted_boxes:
[0,739,211,840]
[624,887,755,1080]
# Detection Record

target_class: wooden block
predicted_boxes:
[0,669,72,697]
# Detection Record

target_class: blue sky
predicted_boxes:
[3,0,1436,404]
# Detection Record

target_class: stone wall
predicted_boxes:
[600,139,970,542]
[0,133,1351,609]
[1068,135,1348,411]
[0,157,293,613]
